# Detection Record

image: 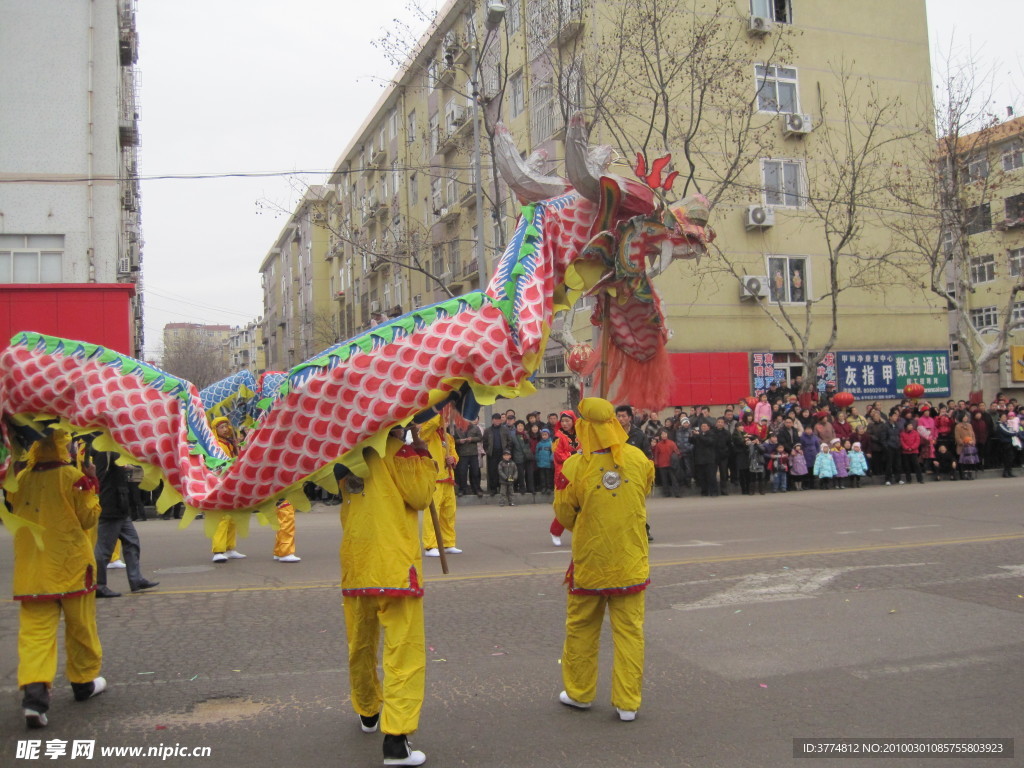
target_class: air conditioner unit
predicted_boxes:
[782,113,813,136]
[118,257,131,274]
[745,205,775,229]
[740,274,769,300]
[748,15,773,35]
[370,300,381,313]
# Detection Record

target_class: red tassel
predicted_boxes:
[605,342,672,411]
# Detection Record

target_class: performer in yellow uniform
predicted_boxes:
[554,398,655,722]
[339,423,436,766]
[210,417,245,563]
[419,414,461,557]
[272,500,300,562]
[5,430,107,728]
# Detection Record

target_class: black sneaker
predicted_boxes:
[22,682,49,727]
[383,734,426,766]
[360,712,380,733]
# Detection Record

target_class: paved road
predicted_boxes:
[1,475,1023,767]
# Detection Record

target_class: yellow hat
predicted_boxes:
[26,429,72,469]
[576,397,628,465]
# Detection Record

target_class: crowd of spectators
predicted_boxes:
[451,382,1024,500]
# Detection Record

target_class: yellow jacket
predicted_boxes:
[419,415,457,484]
[339,437,436,597]
[554,444,654,595]
[8,463,101,601]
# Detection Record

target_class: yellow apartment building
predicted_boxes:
[943,115,1024,397]
[259,186,332,371]
[298,0,949,406]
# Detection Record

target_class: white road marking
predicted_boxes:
[672,564,931,611]
[851,652,1008,679]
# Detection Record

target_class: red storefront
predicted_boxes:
[0,284,136,355]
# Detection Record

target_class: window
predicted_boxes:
[940,229,954,255]
[762,159,805,207]
[0,235,64,283]
[509,71,525,117]
[1005,193,1024,222]
[965,204,991,235]
[430,177,442,212]
[755,65,798,114]
[431,245,444,275]
[969,306,998,330]
[751,0,790,22]
[969,254,995,284]
[427,58,438,91]
[964,155,989,182]
[447,240,461,276]
[506,0,521,33]
[530,78,556,141]
[1014,301,1024,323]
[767,255,807,303]
[1010,248,1024,277]
[388,109,398,141]
[407,110,417,143]
[1003,141,1023,172]
[428,113,439,156]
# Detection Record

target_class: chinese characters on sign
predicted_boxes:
[836,351,950,398]
[752,352,788,393]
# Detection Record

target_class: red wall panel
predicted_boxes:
[667,352,750,407]
[0,284,136,355]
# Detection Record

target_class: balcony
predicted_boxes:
[119,122,140,147]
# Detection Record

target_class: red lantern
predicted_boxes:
[566,344,595,376]
[832,391,854,409]
[903,382,925,400]
[744,396,758,410]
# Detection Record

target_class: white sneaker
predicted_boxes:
[277,554,301,563]
[212,553,228,563]
[24,708,47,728]
[225,550,247,559]
[424,548,440,557]
[885,481,891,486]
[559,690,591,709]
[107,559,126,569]
[898,480,906,485]
[616,707,637,721]
[551,534,562,547]
[443,546,462,554]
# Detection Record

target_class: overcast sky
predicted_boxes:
[136,0,1022,360]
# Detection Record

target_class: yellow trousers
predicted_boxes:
[274,505,296,557]
[344,595,425,736]
[562,590,645,711]
[18,595,102,687]
[211,515,237,553]
[111,540,122,562]
[422,483,456,549]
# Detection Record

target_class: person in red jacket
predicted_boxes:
[548,410,579,546]
[652,429,682,497]
[899,421,924,484]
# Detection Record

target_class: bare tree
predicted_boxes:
[160,329,230,390]
[888,51,1021,396]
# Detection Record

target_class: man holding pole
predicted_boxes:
[338,423,436,766]
[554,398,654,722]
[420,414,461,557]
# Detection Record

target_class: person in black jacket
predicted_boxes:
[711,418,731,496]
[92,451,159,598]
[876,411,902,485]
[690,422,719,497]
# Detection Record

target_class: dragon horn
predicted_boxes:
[492,123,568,203]
[565,112,611,203]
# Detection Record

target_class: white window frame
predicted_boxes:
[969,305,998,330]
[766,254,808,304]
[529,78,556,141]
[755,64,799,114]
[965,155,989,182]
[762,159,806,207]
[1010,247,1024,278]
[969,254,995,284]
[407,110,417,143]
[509,70,525,117]
[1003,141,1023,172]
[1013,301,1024,323]
[0,235,65,283]
[751,0,791,22]
[388,109,398,141]
[506,0,521,33]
